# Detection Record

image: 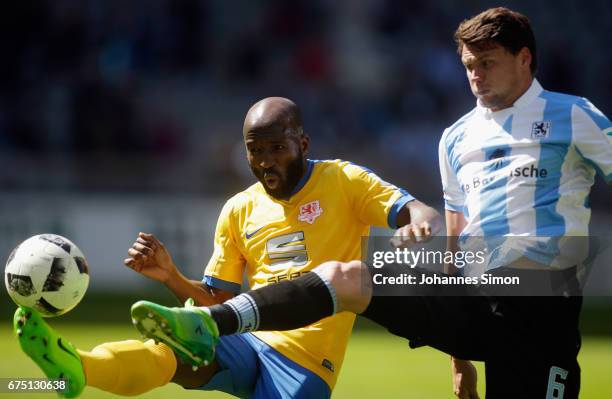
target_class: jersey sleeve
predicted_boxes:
[439,131,466,212]
[202,198,244,294]
[341,162,414,229]
[572,100,612,183]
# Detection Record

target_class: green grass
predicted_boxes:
[0,321,610,398]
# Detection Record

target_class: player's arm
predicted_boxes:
[125,232,234,306]
[397,199,442,229]
[164,271,234,306]
[438,130,468,274]
[451,357,479,399]
[445,210,479,398]
[571,100,612,185]
[340,161,441,244]
[444,210,467,275]
[438,134,479,398]
[391,200,442,247]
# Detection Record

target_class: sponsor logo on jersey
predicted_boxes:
[322,358,335,372]
[463,164,549,193]
[488,148,507,170]
[509,164,548,178]
[531,121,551,139]
[298,200,323,224]
[245,226,265,239]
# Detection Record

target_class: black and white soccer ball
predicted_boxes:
[4,234,90,317]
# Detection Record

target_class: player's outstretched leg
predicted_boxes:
[131,261,365,346]
[14,307,85,398]
[130,298,219,369]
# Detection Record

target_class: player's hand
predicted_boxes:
[390,222,433,248]
[451,358,480,399]
[124,232,177,283]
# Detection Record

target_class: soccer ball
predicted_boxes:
[4,234,90,317]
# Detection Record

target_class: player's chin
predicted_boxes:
[263,184,289,200]
[475,91,491,101]
[477,92,504,108]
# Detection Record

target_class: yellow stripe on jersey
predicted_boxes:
[204,159,414,389]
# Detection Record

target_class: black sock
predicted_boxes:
[207,271,336,335]
[207,304,239,336]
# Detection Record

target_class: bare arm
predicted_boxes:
[445,209,467,275]
[444,211,479,398]
[391,200,442,247]
[396,200,442,230]
[163,270,234,306]
[124,232,234,306]
[451,358,479,399]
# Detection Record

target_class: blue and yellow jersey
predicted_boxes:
[203,159,414,389]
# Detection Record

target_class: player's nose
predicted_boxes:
[259,152,275,169]
[469,67,485,82]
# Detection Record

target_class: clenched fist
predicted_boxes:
[124,232,177,283]
[390,221,435,249]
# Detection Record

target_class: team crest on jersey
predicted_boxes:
[298,200,323,224]
[531,121,551,139]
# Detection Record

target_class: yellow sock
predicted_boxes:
[78,340,177,396]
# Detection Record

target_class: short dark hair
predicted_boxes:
[454,7,537,74]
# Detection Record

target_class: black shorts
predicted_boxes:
[361,267,582,399]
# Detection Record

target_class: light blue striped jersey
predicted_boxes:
[439,79,612,268]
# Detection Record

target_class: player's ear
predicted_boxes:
[519,47,532,70]
[300,133,310,155]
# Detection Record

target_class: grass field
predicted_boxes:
[0,321,610,399]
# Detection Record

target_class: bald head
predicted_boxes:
[243,97,303,139]
[242,97,310,200]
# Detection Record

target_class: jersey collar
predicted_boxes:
[288,159,315,197]
[513,78,543,109]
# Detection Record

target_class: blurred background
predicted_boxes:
[0,0,611,397]
[1,0,610,286]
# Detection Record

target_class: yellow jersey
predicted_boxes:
[204,159,413,389]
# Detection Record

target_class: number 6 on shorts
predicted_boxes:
[546,366,568,399]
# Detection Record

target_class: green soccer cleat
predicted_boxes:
[13,307,85,398]
[130,298,219,369]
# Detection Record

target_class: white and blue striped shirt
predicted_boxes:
[439,79,612,268]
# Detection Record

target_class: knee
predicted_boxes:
[314,260,363,284]
[314,260,370,313]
